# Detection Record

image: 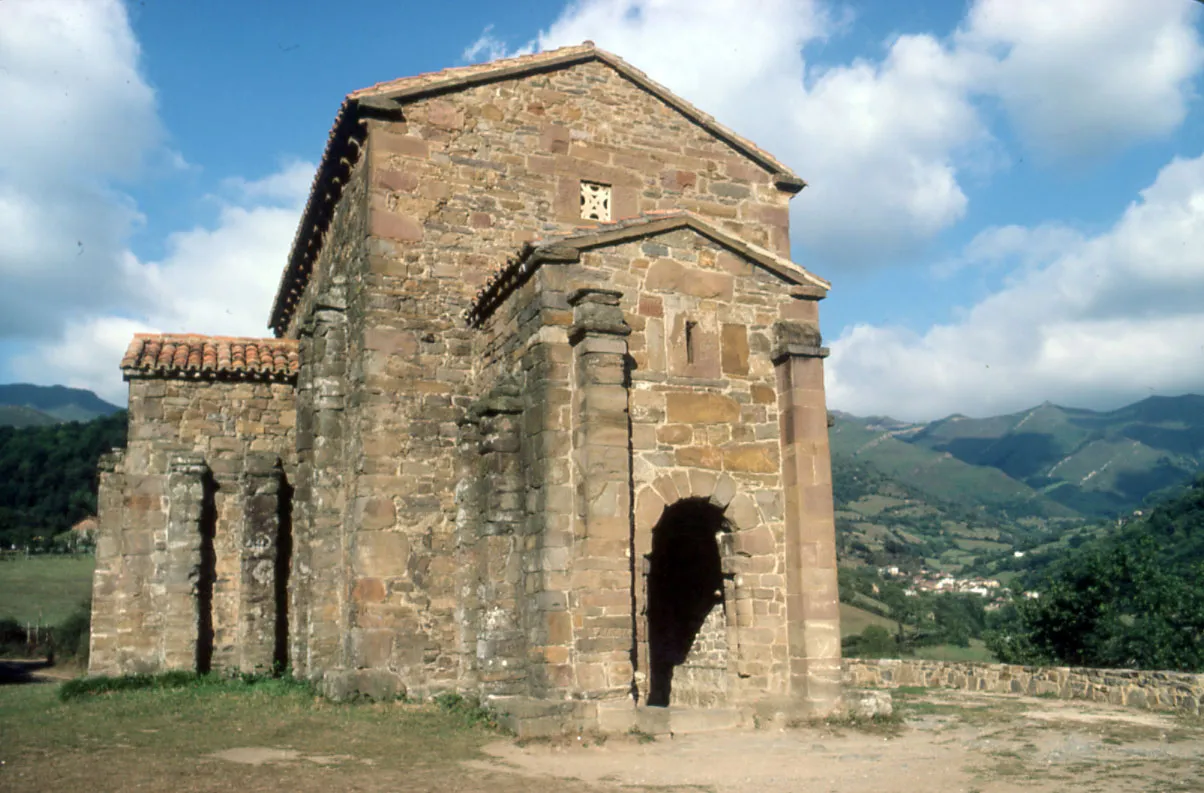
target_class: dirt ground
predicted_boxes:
[2,672,1202,793]
[475,691,1204,792]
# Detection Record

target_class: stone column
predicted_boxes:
[88,450,125,675]
[568,288,633,701]
[162,452,208,671]
[239,452,283,673]
[773,320,842,715]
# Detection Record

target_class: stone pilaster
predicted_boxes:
[239,452,283,672]
[568,288,633,701]
[773,320,842,715]
[162,452,208,671]
[292,280,350,678]
[472,382,527,695]
[453,414,484,690]
[88,449,125,675]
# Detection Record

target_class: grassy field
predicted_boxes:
[0,677,604,793]
[905,639,994,663]
[0,555,94,624]
[840,602,900,637]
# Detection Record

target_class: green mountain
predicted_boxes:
[0,384,122,427]
[830,413,1076,519]
[830,394,1204,574]
[904,395,1204,516]
[0,405,59,428]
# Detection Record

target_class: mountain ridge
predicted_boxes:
[0,384,122,427]
[835,393,1204,520]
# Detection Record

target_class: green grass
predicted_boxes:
[840,602,900,637]
[0,554,95,624]
[0,676,557,793]
[905,639,994,663]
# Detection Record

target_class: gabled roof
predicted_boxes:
[121,334,299,382]
[350,42,802,181]
[268,42,806,337]
[465,211,829,327]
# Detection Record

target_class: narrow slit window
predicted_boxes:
[685,320,697,364]
[580,181,612,221]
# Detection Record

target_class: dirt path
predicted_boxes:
[5,680,1201,792]
[472,692,1204,793]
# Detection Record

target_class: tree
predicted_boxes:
[988,540,1204,671]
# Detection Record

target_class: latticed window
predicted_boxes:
[580,181,611,221]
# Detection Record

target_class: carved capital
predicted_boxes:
[569,288,630,345]
[771,320,828,363]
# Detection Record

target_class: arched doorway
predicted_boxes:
[645,497,729,707]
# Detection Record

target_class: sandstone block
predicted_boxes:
[721,324,750,375]
[643,259,684,291]
[370,209,423,242]
[666,392,740,424]
[723,444,779,473]
[675,445,722,470]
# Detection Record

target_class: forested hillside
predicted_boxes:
[988,475,1204,671]
[0,413,127,549]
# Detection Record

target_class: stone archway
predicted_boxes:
[645,497,728,706]
[632,471,766,707]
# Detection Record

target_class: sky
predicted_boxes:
[1,0,1202,421]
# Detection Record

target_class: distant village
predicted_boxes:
[877,565,1039,607]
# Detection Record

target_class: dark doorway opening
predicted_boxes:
[274,475,294,673]
[196,472,217,674]
[646,497,727,707]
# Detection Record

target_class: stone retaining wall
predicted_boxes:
[843,658,1204,716]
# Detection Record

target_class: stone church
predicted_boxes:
[89,43,842,734]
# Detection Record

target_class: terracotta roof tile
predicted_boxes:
[121,334,299,382]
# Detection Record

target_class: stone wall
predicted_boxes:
[290,154,367,684]
[843,658,1204,716]
[90,376,295,676]
[284,57,803,699]
[464,215,841,729]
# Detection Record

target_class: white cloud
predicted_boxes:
[959,0,1204,160]
[529,0,984,266]
[11,165,311,405]
[0,0,309,404]
[463,24,527,63]
[826,152,1204,421]
[788,34,988,265]
[0,0,159,338]
[495,0,1203,269]
[932,223,1085,279]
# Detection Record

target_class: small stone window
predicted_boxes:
[580,181,612,221]
[685,320,698,364]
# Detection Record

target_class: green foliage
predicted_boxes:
[988,541,1204,671]
[0,411,127,549]
[431,692,504,731]
[59,668,316,702]
[988,479,1204,671]
[0,599,91,662]
[843,624,897,658]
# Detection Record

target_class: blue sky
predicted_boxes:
[1,0,1202,420]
